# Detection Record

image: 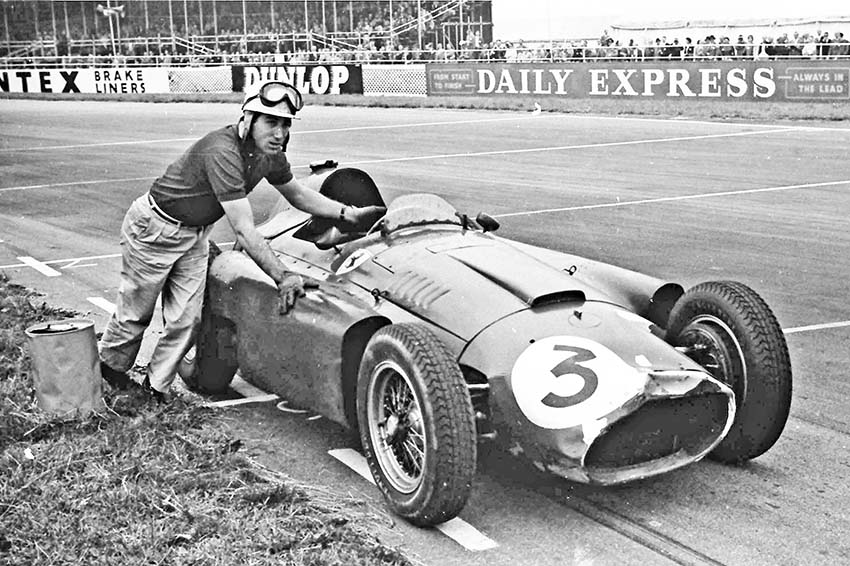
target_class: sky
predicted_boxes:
[491,0,850,40]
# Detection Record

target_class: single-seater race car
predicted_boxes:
[179,162,792,527]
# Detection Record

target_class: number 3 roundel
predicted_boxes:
[510,336,645,429]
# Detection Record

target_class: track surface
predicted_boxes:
[2,99,849,565]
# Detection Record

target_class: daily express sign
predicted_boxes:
[427,62,850,102]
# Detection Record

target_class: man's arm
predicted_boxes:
[220,198,287,282]
[220,198,304,312]
[274,177,347,218]
[274,177,387,228]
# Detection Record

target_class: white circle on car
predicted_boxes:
[335,249,373,275]
[511,336,646,430]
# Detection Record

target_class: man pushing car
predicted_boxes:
[97,79,385,401]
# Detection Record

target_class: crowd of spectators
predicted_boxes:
[1,0,462,58]
[595,29,849,61]
[412,29,849,64]
[7,28,849,68]
[1,0,847,66]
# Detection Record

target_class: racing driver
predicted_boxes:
[97,79,385,401]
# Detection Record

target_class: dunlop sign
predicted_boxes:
[241,65,363,95]
[427,62,850,102]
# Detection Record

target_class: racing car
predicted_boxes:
[179,162,792,527]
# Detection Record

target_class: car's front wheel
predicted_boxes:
[667,280,792,463]
[357,323,476,526]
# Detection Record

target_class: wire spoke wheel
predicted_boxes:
[358,323,476,526]
[668,281,792,463]
[369,360,426,493]
[677,314,747,402]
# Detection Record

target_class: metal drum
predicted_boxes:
[25,318,102,416]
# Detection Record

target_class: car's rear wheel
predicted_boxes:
[357,323,476,526]
[178,242,238,393]
[667,281,792,463]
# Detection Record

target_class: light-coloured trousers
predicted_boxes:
[99,194,211,392]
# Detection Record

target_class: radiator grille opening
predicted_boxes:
[585,394,729,469]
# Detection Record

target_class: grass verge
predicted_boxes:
[0,274,412,566]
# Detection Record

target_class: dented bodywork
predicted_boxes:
[205,165,737,485]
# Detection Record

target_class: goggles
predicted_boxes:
[243,81,303,115]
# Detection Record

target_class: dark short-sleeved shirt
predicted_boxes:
[149,124,293,226]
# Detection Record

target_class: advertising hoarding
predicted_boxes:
[238,64,364,95]
[0,68,170,94]
[427,61,850,102]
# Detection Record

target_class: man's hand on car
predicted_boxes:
[277,273,321,314]
[344,205,387,229]
[277,274,305,314]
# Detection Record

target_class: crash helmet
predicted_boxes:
[241,79,303,119]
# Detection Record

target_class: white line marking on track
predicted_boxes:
[87,297,115,314]
[62,259,98,269]
[495,179,850,218]
[231,373,274,399]
[207,394,280,408]
[0,247,227,271]
[328,448,376,484]
[1,256,115,270]
[545,112,850,133]
[0,177,151,193]
[784,320,850,334]
[17,256,61,277]
[56,252,121,264]
[436,519,501,552]
[0,128,802,194]
[0,138,198,153]
[276,401,308,414]
[301,114,559,135]
[7,111,847,156]
[342,127,800,167]
[328,448,499,552]
[0,115,559,153]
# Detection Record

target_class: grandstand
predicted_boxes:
[0,0,493,64]
[0,1,846,67]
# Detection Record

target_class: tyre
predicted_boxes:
[178,242,238,393]
[667,281,792,463]
[357,323,476,526]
